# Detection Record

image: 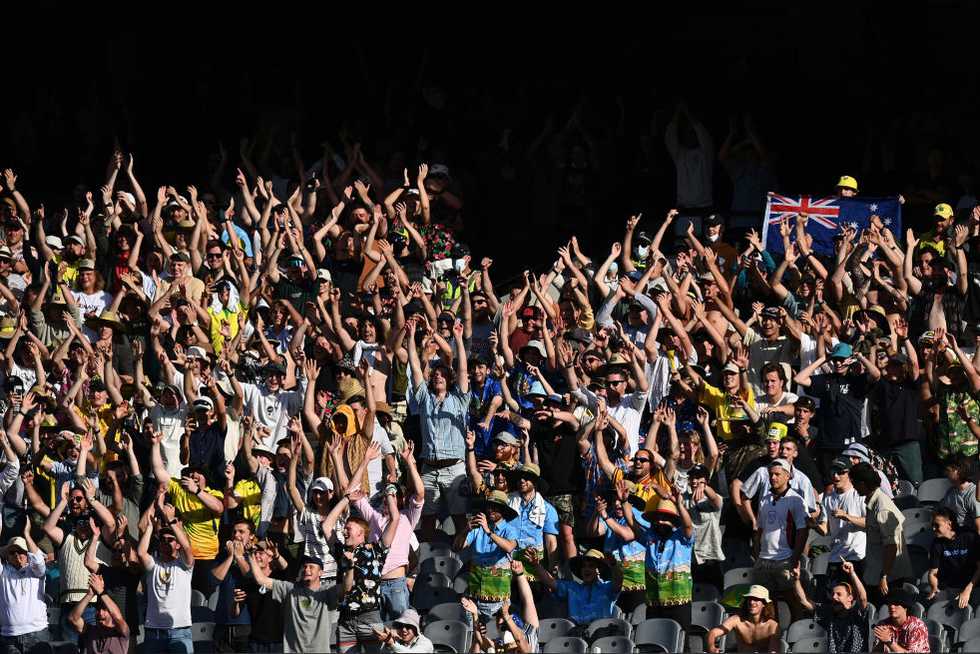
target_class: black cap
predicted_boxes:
[688,464,710,480]
[704,213,725,227]
[298,555,323,569]
[170,251,191,263]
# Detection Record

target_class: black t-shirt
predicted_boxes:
[532,422,583,496]
[808,372,871,449]
[242,578,284,644]
[870,377,924,445]
[930,531,980,589]
[817,603,867,654]
[274,276,318,311]
[327,258,362,296]
[188,422,226,484]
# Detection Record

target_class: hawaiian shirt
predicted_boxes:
[337,541,389,618]
[938,388,980,460]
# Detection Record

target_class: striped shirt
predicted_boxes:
[409,372,468,461]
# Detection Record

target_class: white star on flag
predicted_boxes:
[869,203,878,212]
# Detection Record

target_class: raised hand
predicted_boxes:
[625,214,642,232]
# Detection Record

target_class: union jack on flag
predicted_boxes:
[760,192,902,257]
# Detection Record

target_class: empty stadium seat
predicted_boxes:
[917,478,953,504]
[589,635,635,653]
[424,619,470,654]
[543,636,589,653]
[538,618,576,644]
[634,618,684,653]
[785,619,827,644]
[586,617,632,641]
[690,600,726,635]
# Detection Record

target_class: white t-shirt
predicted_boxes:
[241,381,305,450]
[821,487,867,561]
[145,557,193,629]
[758,488,808,561]
[73,290,113,340]
[367,422,395,494]
[742,463,818,512]
[150,404,188,479]
[0,553,48,636]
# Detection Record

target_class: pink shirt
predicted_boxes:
[354,496,423,575]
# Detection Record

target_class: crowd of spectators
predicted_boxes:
[0,106,979,654]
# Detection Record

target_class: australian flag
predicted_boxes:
[760,192,902,257]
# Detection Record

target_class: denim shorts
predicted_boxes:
[421,462,467,516]
[144,626,194,654]
[380,577,410,621]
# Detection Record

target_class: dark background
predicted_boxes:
[3,3,978,285]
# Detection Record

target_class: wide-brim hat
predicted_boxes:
[743,584,771,603]
[569,548,611,580]
[642,497,682,527]
[0,536,28,556]
[84,310,125,332]
[505,463,542,487]
[483,490,517,521]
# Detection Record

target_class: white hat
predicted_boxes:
[768,458,792,474]
[0,537,28,556]
[45,235,64,249]
[310,477,334,493]
[192,396,214,412]
[118,191,136,208]
[316,269,332,282]
[744,585,771,602]
[186,346,208,360]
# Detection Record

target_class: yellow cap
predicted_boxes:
[766,422,789,441]
[934,203,954,220]
[836,175,858,191]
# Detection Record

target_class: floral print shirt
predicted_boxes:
[337,541,389,618]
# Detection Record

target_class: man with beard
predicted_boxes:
[513,392,580,561]
[250,550,337,652]
[796,560,869,653]
[505,463,559,578]
[137,502,196,654]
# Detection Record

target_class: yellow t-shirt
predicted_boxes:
[699,382,756,442]
[232,478,262,531]
[208,301,248,354]
[612,467,673,513]
[167,479,223,561]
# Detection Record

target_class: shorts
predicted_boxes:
[421,462,467,517]
[546,494,577,528]
[337,610,383,653]
[753,557,796,592]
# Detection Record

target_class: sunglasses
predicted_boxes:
[607,379,627,386]
[634,458,652,464]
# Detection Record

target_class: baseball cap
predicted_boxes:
[186,346,208,360]
[722,362,741,375]
[45,235,64,249]
[170,251,191,263]
[77,258,96,270]
[830,457,852,474]
[310,477,334,493]
[768,458,792,473]
[493,432,521,446]
[934,203,954,220]
[192,396,214,412]
[520,306,542,320]
[316,269,332,282]
[837,175,859,191]
[67,234,85,245]
[794,396,816,411]
[704,213,724,227]
[829,342,853,360]
[761,307,782,320]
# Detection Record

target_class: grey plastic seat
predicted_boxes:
[539,618,575,644]
[790,637,827,653]
[917,477,953,504]
[586,617,632,641]
[809,552,830,576]
[543,636,589,654]
[425,602,470,626]
[452,573,468,595]
[589,636,634,653]
[902,506,934,525]
[417,542,455,563]
[962,635,980,652]
[956,616,980,645]
[630,604,648,625]
[785,619,826,644]
[690,601,726,635]
[416,571,452,589]
[410,584,459,611]
[424,619,469,654]
[191,622,215,652]
[420,555,463,579]
[927,599,972,641]
[894,479,915,498]
[693,582,721,602]
[723,566,760,589]
[634,618,684,653]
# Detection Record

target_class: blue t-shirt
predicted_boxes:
[466,519,519,567]
[554,579,618,625]
[510,495,559,550]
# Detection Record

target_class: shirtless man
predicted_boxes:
[707,585,780,653]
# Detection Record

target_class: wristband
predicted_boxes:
[168,519,178,525]
[514,572,524,577]
[466,448,475,453]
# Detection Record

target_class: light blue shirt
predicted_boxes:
[221,224,254,257]
[510,494,559,550]
[554,579,618,625]
[409,370,468,461]
[465,520,518,567]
